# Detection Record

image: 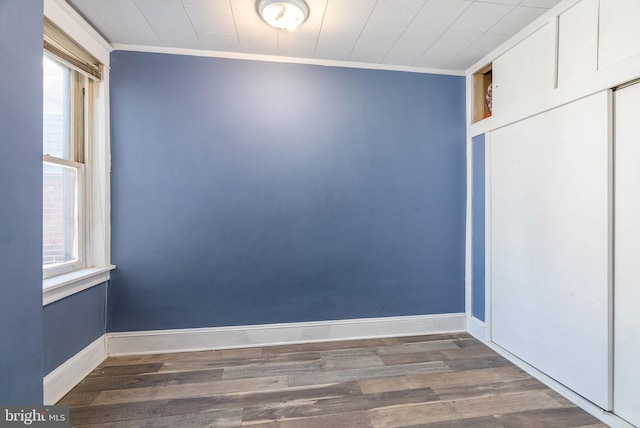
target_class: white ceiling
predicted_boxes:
[66,0,563,72]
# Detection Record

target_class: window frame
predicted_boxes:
[42,0,114,303]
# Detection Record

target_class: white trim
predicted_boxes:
[606,89,615,409]
[43,265,115,306]
[484,132,493,343]
[44,0,112,66]
[464,124,473,324]
[485,340,635,428]
[86,66,112,269]
[43,335,107,405]
[107,313,466,356]
[110,44,465,77]
[467,317,486,341]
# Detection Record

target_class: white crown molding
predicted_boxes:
[110,44,466,77]
[107,313,467,356]
[43,335,107,405]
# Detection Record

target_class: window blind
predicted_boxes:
[44,17,102,80]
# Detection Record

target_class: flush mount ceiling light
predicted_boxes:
[257,0,309,31]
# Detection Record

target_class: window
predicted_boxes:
[42,17,104,281]
[43,55,87,278]
[41,7,112,304]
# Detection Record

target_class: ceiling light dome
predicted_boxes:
[257,0,309,31]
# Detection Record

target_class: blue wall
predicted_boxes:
[0,0,44,403]
[472,134,485,321]
[109,51,466,331]
[43,283,106,375]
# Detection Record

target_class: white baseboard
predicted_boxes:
[467,316,486,341]
[43,336,107,405]
[486,341,635,428]
[107,313,466,356]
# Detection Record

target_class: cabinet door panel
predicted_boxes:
[599,0,640,69]
[492,23,555,112]
[491,92,611,409]
[557,0,598,86]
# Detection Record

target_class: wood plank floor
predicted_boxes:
[58,333,609,427]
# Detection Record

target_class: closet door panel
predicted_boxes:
[614,82,640,427]
[490,91,611,409]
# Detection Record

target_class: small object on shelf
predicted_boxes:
[473,63,492,123]
[485,83,492,118]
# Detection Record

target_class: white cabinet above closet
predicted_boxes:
[491,23,555,113]
[599,0,640,70]
[557,0,598,86]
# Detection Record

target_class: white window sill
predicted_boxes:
[43,265,115,306]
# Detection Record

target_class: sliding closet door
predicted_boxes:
[614,82,640,427]
[490,91,611,409]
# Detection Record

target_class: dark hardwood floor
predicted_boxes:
[58,333,608,427]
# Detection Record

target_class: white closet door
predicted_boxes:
[614,82,640,427]
[490,91,611,409]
